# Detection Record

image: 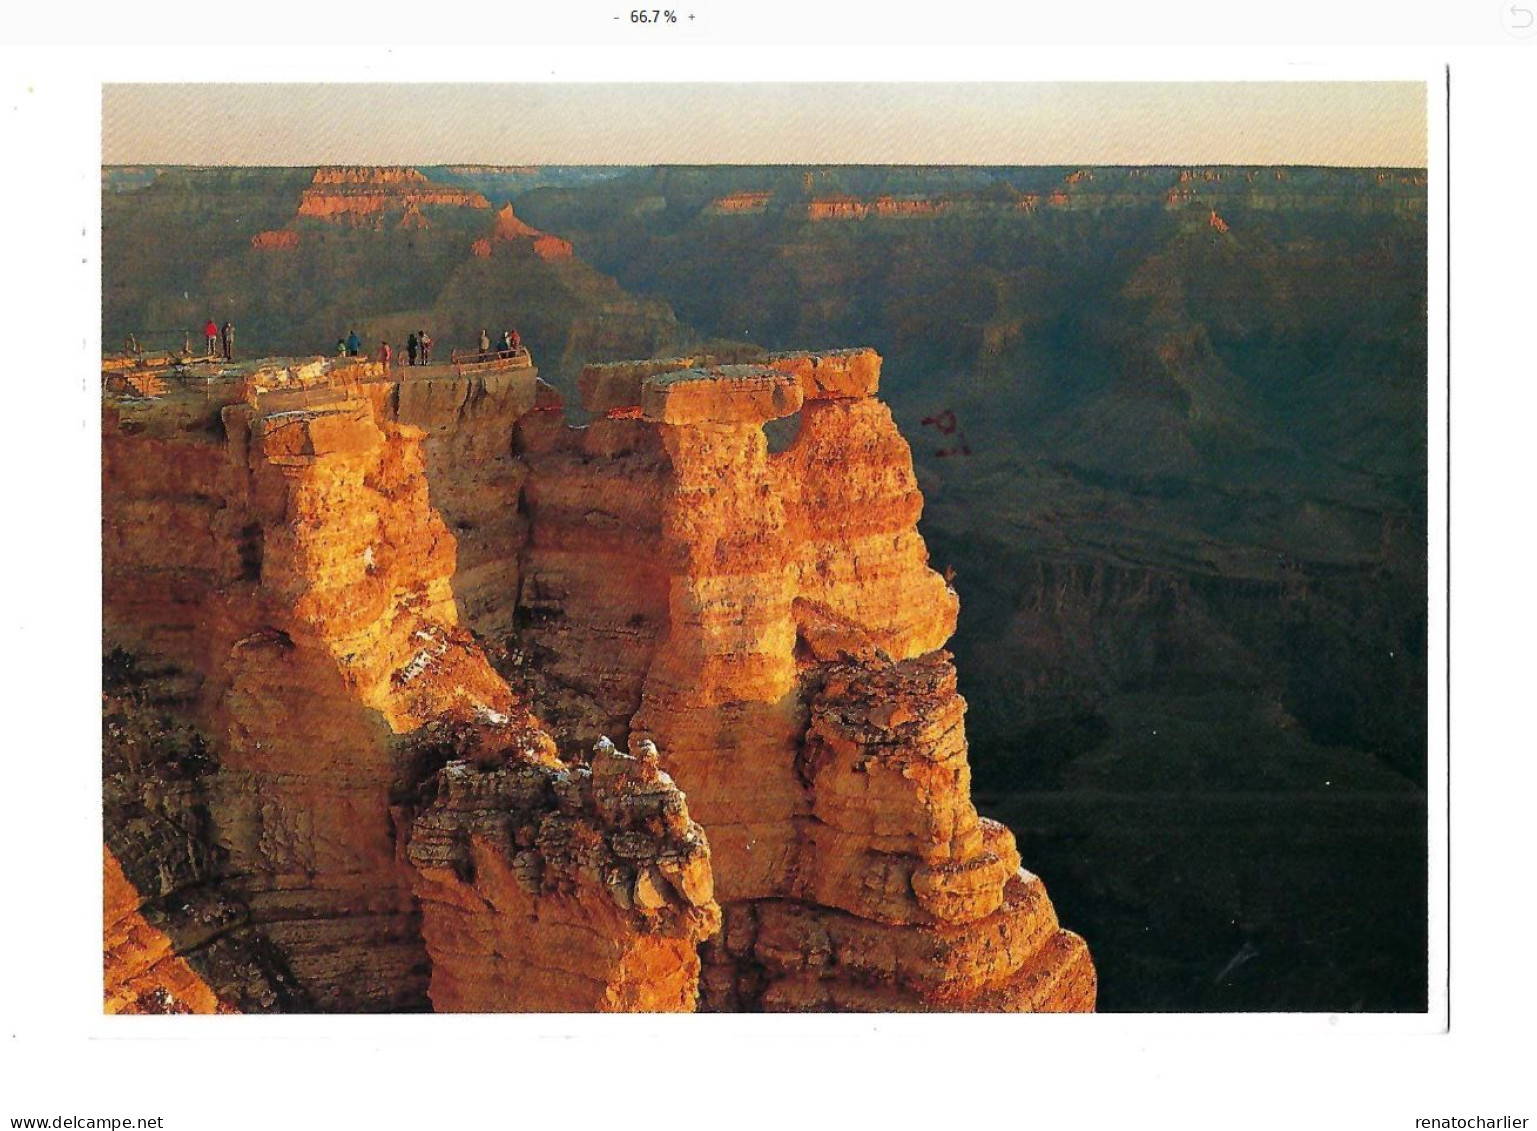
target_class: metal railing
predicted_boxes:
[114,328,233,362]
[106,333,533,381]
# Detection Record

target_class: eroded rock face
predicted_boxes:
[528,348,1094,1010]
[102,649,309,1014]
[695,657,1093,1011]
[101,345,1094,1012]
[408,733,720,1011]
[103,360,544,1010]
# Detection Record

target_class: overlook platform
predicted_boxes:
[101,348,539,415]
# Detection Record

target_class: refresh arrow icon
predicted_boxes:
[1513,4,1535,26]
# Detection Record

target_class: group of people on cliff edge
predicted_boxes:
[336,328,366,358]
[328,324,524,368]
[405,329,434,366]
[203,318,234,361]
[476,326,522,361]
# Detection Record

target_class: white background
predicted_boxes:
[0,2,1531,1126]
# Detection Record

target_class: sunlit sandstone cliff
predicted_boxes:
[104,358,534,1009]
[806,195,953,221]
[101,347,1094,1012]
[295,166,490,228]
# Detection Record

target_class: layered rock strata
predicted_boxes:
[102,344,1094,1012]
[104,847,224,1015]
[295,167,489,227]
[697,657,1094,1011]
[408,734,719,1011]
[102,650,307,1014]
[517,347,1095,1010]
[709,191,773,214]
[103,359,544,1010]
[806,195,952,221]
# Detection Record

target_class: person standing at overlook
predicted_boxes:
[378,340,392,366]
[346,328,362,358]
[499,329,513,357]
[203,318,219,358]
[407,332,419,366]
[419,329,433,365]
[221,321,234,361]
[478,328,491,360]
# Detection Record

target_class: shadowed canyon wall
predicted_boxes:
[103,167,682,388]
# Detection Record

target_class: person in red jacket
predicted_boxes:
[204,319,219,358]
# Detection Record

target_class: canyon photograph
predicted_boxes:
[99,83,1430,1015]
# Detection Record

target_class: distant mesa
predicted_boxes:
[295,166,490,228]
[872,194,947,218]
[806,194,952,222]
[708,190,773,214]
[311,166,430,187]
[806,194,866,221]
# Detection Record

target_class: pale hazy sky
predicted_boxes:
[102,82,1427,167]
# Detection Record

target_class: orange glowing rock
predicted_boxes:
[532,234,573,260]
[101,346,1095,1013]
[295,166,488,227]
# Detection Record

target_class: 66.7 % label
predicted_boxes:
[629,8,681,21]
